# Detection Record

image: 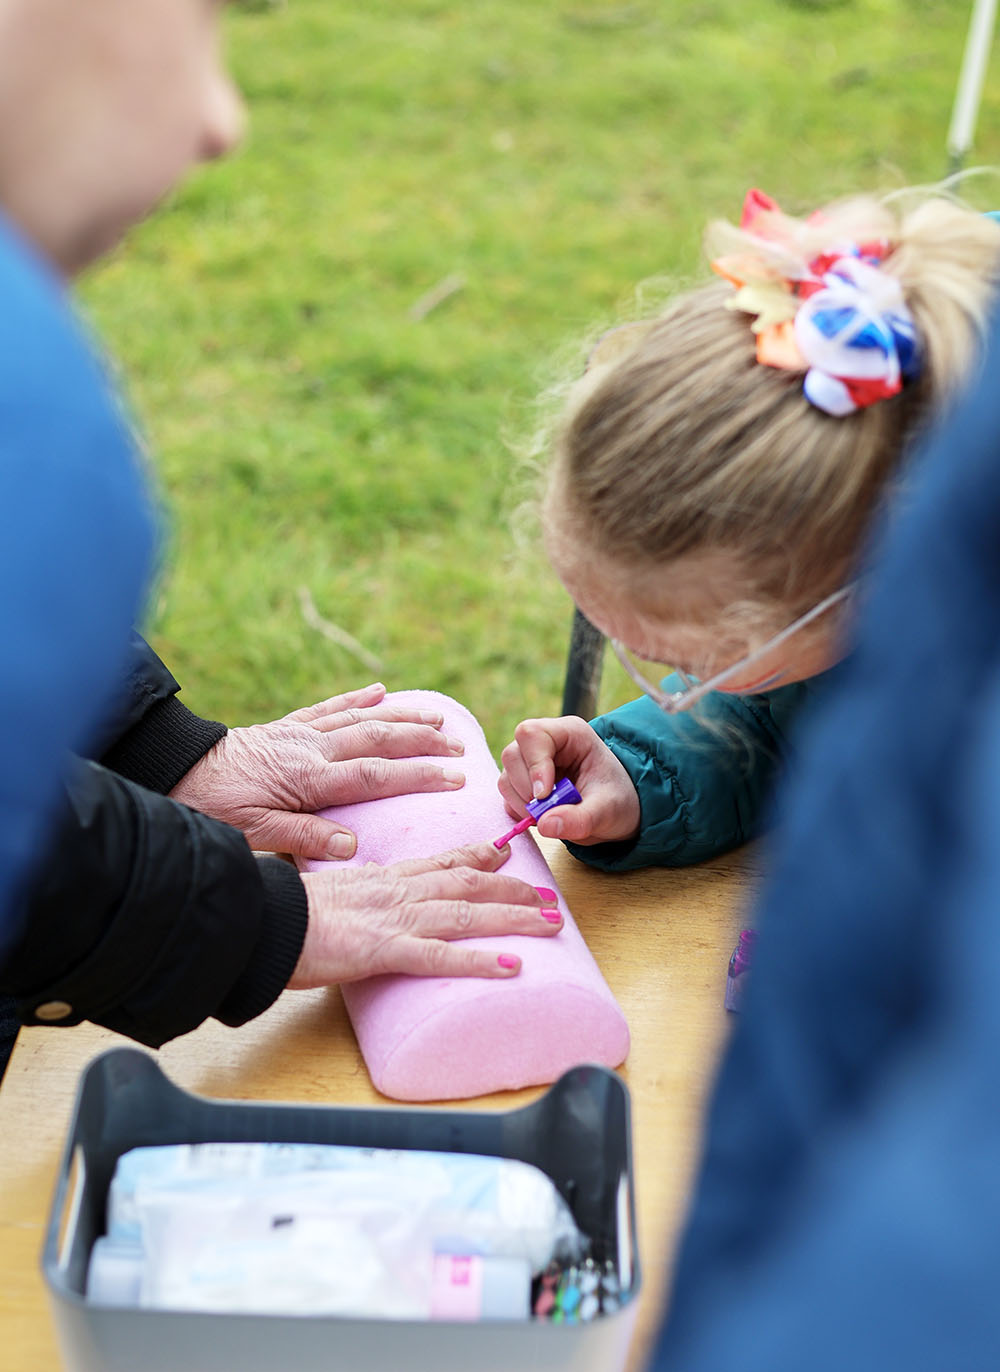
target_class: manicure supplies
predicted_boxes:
[494,778,584,849]
[533,1259,622,1323]
[47,1052,640,1372]
[724,928,757,1012]
[87,1142,588,1318]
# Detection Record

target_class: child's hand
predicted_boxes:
[498,717,641,846]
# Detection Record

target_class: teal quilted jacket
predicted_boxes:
[565,670,837,871]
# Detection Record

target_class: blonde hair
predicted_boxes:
[546,192,1000,613]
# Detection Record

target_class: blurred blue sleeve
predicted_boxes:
[651,309,1000,1371]
[0,214,154,958]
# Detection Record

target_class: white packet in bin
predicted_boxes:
[89,1142,587,1318]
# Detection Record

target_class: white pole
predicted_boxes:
[947,0,999,167]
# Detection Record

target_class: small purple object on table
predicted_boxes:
[724,928,758,1013]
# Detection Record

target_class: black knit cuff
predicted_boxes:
[101,694,227,794]
[214,858,309,1027]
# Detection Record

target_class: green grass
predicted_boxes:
[81,0,1000,756]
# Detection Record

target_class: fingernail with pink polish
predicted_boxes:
[535,887,557,902]
[541,910,562,924]
[497,954,519,969]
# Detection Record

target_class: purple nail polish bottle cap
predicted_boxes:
[526,777,583,819]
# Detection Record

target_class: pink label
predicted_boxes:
[430,1254,483,1320]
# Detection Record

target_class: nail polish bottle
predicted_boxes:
[724,928,757,1013]
[494,778,583,848]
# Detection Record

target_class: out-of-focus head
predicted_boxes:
[0,0,245,274]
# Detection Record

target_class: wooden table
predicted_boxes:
[0,836,759,1372]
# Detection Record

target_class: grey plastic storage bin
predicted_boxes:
[43,1049,641,1372]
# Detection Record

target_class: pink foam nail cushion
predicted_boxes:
[299,690,630,1101]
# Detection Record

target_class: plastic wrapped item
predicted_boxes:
[88,1142,587,1317]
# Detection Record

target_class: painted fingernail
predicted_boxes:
[421,711,444,726]
[535,886,557,902]
[497,954,520,970]
[446,736,465,755]
[541,910,562,924]
[327,833,356,859]
[442,769,465,787]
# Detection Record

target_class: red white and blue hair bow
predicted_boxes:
[711,189,921,417]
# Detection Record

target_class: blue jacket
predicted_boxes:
[0,213,154,957]
[568,675,831,871]
[650,312,1000,1369]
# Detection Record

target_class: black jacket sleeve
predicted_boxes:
[95,632,227,792]
[0,758,308,1047]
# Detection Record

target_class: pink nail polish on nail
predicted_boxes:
[535,886,557,902]
[497,954,519,969]
[541,910,561,924]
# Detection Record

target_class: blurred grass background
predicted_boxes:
[81,0,1000,757]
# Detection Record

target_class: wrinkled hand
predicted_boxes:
[498,716,641,847]
[290,842,563,985]
[170,682,468,860]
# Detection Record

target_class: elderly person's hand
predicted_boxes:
[290,842,563,986]
[170,682,468,860]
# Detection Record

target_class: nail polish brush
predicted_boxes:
[494,777,583,848]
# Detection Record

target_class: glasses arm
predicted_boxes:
[612,584,855,714]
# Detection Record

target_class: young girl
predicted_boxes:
[498,188,1000,870]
